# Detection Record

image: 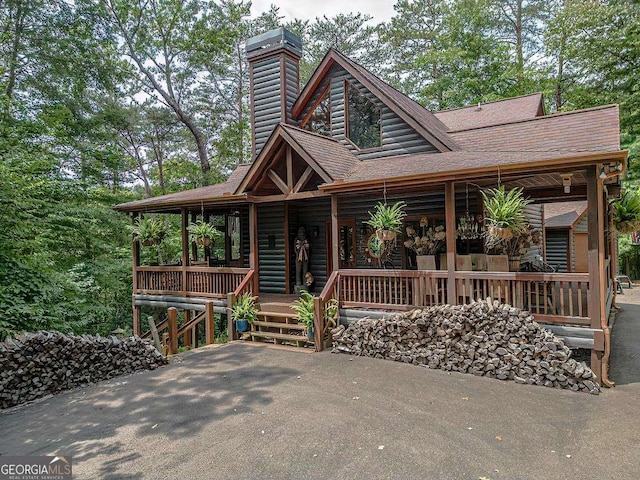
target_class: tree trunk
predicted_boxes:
[4,0,26,104]
[515,0,524,83]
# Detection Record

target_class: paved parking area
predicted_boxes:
[2,294,640,479]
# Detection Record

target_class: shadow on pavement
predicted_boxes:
[0,343,301,478]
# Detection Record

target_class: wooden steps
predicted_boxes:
[243,306,312,348]
[252,320,307,331]
[248,331,310,347]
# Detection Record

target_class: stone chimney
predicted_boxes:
[246,27,302,160]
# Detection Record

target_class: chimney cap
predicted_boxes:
[246,27,302,59]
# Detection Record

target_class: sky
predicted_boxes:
[250,0,396,24]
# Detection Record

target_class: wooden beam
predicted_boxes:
[268,169,290,194]
[133,305,142,336]
[293,166,314,193]
[586,166,604,384]
[227,292,236,341]
[247,190,328,203]
[132,213,140,332]
[286,146,293,190]
[205,300,215,345]
[190,211,197,262]
[182,209,190,297]
[249,204,259,293]
[147,316,162,351]
[284,202,290,294]
[445,181,457,305]
[331,195,340,273]
[183,310,192,347]
[168,307,178,354]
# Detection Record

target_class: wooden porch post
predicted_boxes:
[587,166,604,384]
[284,202,290,293]
[331,195,339,274]
[249,203,259,293]
[183,310,192,347]
[445,181,457,305]
[132,213,141,336]
[190,211,197,261]
[168,307,178,354]
[205,300,215,345]
[181,208,189,296]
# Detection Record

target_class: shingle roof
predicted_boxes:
[280,124,359,180]
[333,150,622,187]
[114,164,250,212]
[544,201,588,228]
[450,105,620,152]
[434,93,544,132]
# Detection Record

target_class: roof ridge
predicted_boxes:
[434,93,543,114]
[449,104,619,133]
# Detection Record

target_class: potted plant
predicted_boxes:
[482,186,532,271]
[611,190,640,234]
[188,220,221,246]
[231,292,258,333]
[291,290,315,341]
[403,217,446,270]
[365,201,407,241]
[482,186,531,241]
[131,216,167,246]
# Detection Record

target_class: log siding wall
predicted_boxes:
[297,65,437,158]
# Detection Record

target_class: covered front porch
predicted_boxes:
[116,124,625,387]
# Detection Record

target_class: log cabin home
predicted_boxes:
[115,28,627,386]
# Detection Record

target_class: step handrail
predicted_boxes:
[314,270,340,352]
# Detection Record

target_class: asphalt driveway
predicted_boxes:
[2,295,640,479]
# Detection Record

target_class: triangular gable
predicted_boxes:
[235,124,357,196]
[291,49,460,153]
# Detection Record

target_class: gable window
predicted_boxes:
[346,82,381,149]
[301,88,331,136]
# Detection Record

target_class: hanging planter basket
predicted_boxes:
[196,237,212,246]
[615,220,640,234]
[376,229,397,242]
[488,225,513,240]
[141,239,157,246]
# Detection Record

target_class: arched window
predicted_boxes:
[346,82,381,149]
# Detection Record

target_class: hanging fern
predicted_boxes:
[365,201,407,233]
[611,190,640,233]
[482,186,531,235]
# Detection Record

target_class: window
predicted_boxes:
[346,82,381,149]
[302,88,331,136]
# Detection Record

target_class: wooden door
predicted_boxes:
[574,233,588,272]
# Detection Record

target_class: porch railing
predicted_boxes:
[454,272,590,325]
[337,269,448,310]
[331,269,590,326]
[135,266,251,298]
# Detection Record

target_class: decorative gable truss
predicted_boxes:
[235,123,357,200]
